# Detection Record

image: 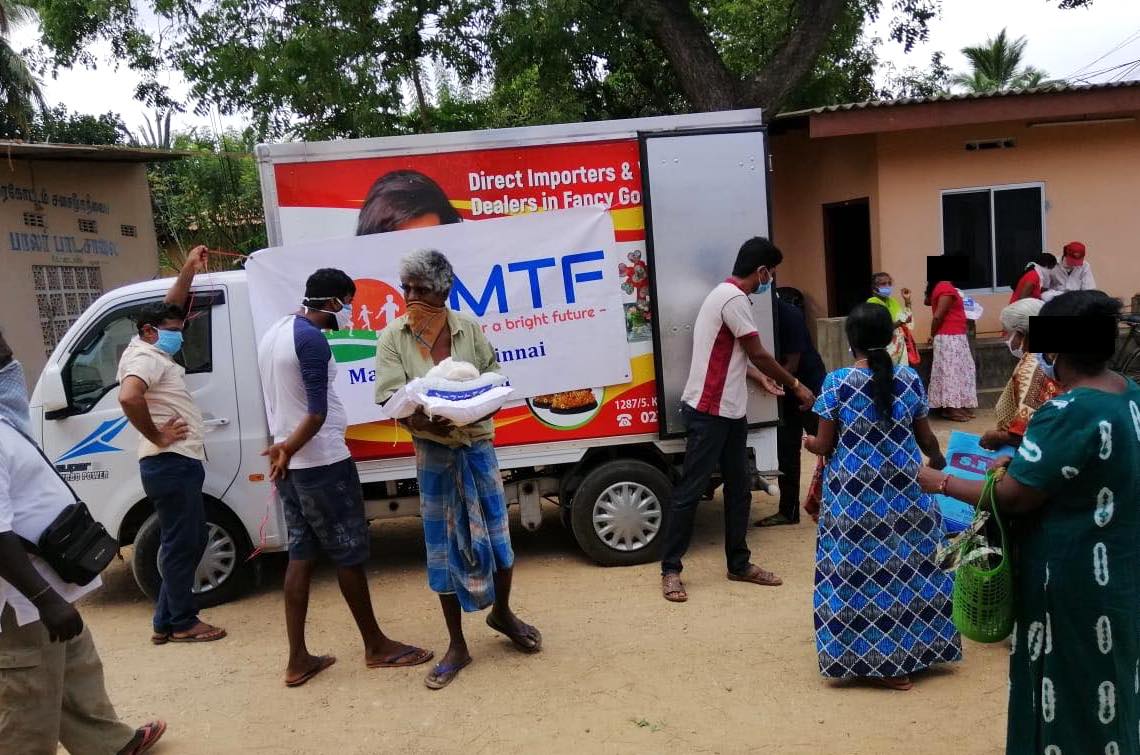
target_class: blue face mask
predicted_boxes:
[154,328,184,356]
[1036,353,1057,382]
[876,286,893,297]
[753,269,772,295]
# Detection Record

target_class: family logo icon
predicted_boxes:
[352,278,405,331]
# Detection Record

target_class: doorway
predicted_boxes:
[822,199,873,318]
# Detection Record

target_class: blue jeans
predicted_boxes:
[140,453,206,633]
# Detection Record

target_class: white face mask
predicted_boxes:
[1007,335,1024,359]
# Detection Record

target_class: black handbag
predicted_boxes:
[13,427,118,586]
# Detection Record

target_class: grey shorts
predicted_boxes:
[275,457,370,567]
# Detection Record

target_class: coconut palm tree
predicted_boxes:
[0,0,45,135]
[950,28,1056,94]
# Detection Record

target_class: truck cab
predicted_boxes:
[29,271,275,605]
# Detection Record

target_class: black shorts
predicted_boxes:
[275,457,369,567]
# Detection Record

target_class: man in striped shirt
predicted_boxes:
[661,237,814,603]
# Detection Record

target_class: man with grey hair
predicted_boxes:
[375,249,542,690]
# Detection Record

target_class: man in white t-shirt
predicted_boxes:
[259,268,431,688]
[660,237,815,603]
[0,333,166,754]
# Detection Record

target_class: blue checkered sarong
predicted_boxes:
[413,438,514,612]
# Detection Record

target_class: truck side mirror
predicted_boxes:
[39,363,71,416]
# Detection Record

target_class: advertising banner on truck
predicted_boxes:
[264,138,664,460]
[246,208,632,425]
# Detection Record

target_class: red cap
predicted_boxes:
[1062,241,1086,264]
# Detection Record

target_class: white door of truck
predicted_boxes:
[640,127,777,437]
[39,290,243,531]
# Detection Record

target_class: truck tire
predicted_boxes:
[131,501,253,608]
[570,459,672,566]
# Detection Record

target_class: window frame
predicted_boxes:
[939,181,1047,294]
[58,291,222,416]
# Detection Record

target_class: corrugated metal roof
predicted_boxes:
[778,80,1140,119]
[0,141,187,162]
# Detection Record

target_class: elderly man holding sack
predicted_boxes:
[374,249,542,690]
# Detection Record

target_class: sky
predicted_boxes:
[10,0,1140,137]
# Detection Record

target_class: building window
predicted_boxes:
[23,211,45,228]
[941,183,1044,291]
[78,218,98,234]
[120,224,137,237]
[32,265,104,357]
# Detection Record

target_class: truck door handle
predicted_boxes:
[203,418,230,427]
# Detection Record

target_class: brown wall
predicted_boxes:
[0,160,160,386]
[772,115,1140,339]
[770,130,879,330]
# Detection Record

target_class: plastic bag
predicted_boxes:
[959,290,984,321]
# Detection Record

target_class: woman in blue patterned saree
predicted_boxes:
[804,303,961,690]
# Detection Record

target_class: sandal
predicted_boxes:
[150,632,169,646]
[727,564,783,587]
[285,655,336,688]
[169,622,227,643]
[662,573,688,603]
[366,645,434,669]
[425,657,472,690]
[118,719,166,755]
[486,614,542,653]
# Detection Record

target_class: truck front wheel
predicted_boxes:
[570,460,672,566]
[131,501,253,608]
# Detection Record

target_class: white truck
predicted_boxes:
[29,110,780,605]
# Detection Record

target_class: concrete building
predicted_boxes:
[0,142,181,384]
[769,82,1140,345]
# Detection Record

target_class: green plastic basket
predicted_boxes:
[951,471,1014,643]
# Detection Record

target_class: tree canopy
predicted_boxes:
[950,28,1054,93]
[26,0,1094,139]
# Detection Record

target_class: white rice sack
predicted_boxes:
[414,371,513,426]
[376,378,427,420]
[425,357,481,382]
[420,384,516,426]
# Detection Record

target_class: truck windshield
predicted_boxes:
[62,300,214,414]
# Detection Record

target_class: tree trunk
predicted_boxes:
[409,58,432,133]
[616,0,847,115]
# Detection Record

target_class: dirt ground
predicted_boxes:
[78,413,1009,755]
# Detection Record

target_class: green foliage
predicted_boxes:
[15,103,129,143]
[878,51,951,99]
[25,0,1094,138]
[149,129,267,265]
[0,0,44,136]
[950,28,1057,93]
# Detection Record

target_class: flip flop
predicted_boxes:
[424,657,472,690]
[366,645,434,669]
[485,614,543,653]
[285,655,337,688]
[122,719,167,755]
[662,573,688,603]
[169,623,227,643]
[150,632,170,646]
[727,564,783,587]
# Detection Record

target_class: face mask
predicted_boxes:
[0,360,31,438]
[876,286,893,297]
[406,301,449,358]
[753,269,772,295]
[307,298,352,331]
[1007,336,1024,359]
[154,328,184,356]
[1037,353,1057,382]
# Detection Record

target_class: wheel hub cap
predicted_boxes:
[592,482,662,552]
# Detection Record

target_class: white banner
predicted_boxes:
[246,207,632,425]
